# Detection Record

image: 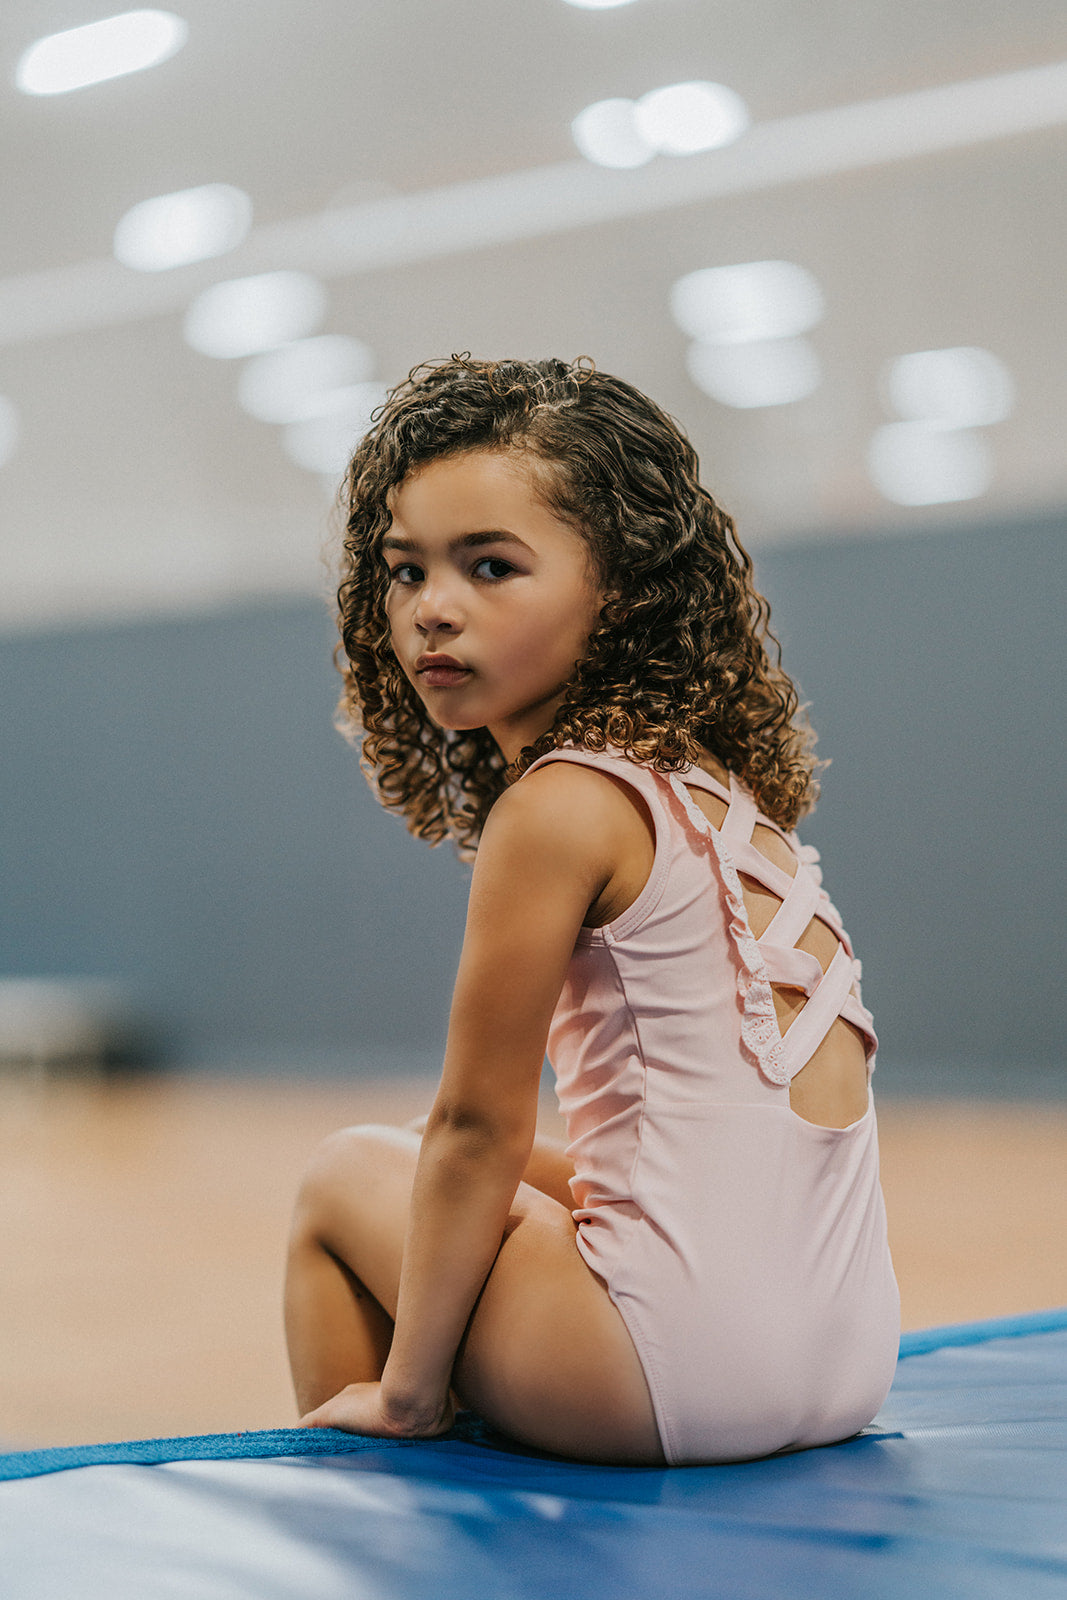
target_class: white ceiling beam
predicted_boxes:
[2,58,1066,348]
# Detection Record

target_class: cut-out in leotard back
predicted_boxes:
[670,763,873,1090]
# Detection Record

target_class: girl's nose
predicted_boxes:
[413,580,462,636]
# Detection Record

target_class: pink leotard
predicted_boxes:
[525,747,900,1466]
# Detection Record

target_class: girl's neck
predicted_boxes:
[693,746,731,787]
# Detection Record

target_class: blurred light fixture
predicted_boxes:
[237,336,376,425]
[113,184,252,272]
[883,346,1014,429]
[573,80,749,167]
[0,396,19,467]
[867,422,991,505]
[561,0,638,9]
[282,384,388,476]
[15,10,187,96]
[183,272,327,359]
[686,338,821,408]
[633,81,750,155]
[571,98,653,168]
[670,261,824,345]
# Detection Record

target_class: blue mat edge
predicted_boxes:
[3,1305,1065,1484]
[896,1303,1067,1357]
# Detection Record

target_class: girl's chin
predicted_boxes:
[425,710,490,733]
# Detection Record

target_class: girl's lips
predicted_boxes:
[418,665,472,688]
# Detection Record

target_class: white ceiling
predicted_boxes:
[1,0,1066,631]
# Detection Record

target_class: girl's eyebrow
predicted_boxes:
[381,529,531,554]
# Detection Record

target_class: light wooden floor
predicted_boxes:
[1,1073,1065,1449]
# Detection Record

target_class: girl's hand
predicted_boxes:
[298,1381,456,1440]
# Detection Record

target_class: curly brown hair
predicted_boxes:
[335,354,821,855]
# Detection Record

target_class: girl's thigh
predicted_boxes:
[455,1193,665,1464]
[300,1124,664,1465]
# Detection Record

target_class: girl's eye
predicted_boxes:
[472,556,515,581]
[389,562,423,585]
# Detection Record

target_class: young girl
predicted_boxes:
[284,355,899,1467]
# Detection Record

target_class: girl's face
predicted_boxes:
[383,450,604,763]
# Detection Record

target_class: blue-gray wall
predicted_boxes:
[2,507,1064,1090]
[761,510,1064,1093]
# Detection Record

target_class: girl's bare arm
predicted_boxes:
[404,1119,575,1207]
[376,764,620,1431]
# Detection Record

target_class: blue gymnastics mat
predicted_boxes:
[2,1308,1066,1600]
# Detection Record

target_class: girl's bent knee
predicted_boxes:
[296,1123,418,1214]
[294,1124,382,1215]
[310,1122,395,1166]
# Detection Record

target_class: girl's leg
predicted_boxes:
[284,1123,664,1464]
[286,1121,573,1412]
[516,1133,574,1207]
[283,1124,416,1416]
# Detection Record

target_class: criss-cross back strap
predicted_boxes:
[670,768,875,1083]
[761,942,859,1080]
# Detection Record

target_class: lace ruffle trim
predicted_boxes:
[793,840,823,886]
[668,777,791,1086]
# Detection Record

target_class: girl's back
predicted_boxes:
[527,746,898,1464]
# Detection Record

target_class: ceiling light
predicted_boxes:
[573,81,749,168]
[571,98,653,168]
[0,396,19,467]
[867,423,992,505]
[670,261,824,345]
[15,10,187,96]
[113,184,252,272]
[282,385,389,476]
[883,346,1014,428]
[237,336,376,425]
[633,81,749,155]
[183,272,327,360]
[686,338,821,408]
[561,0,638,9]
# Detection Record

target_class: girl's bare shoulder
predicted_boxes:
[481,758,653,888]
[495,756,648,832]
